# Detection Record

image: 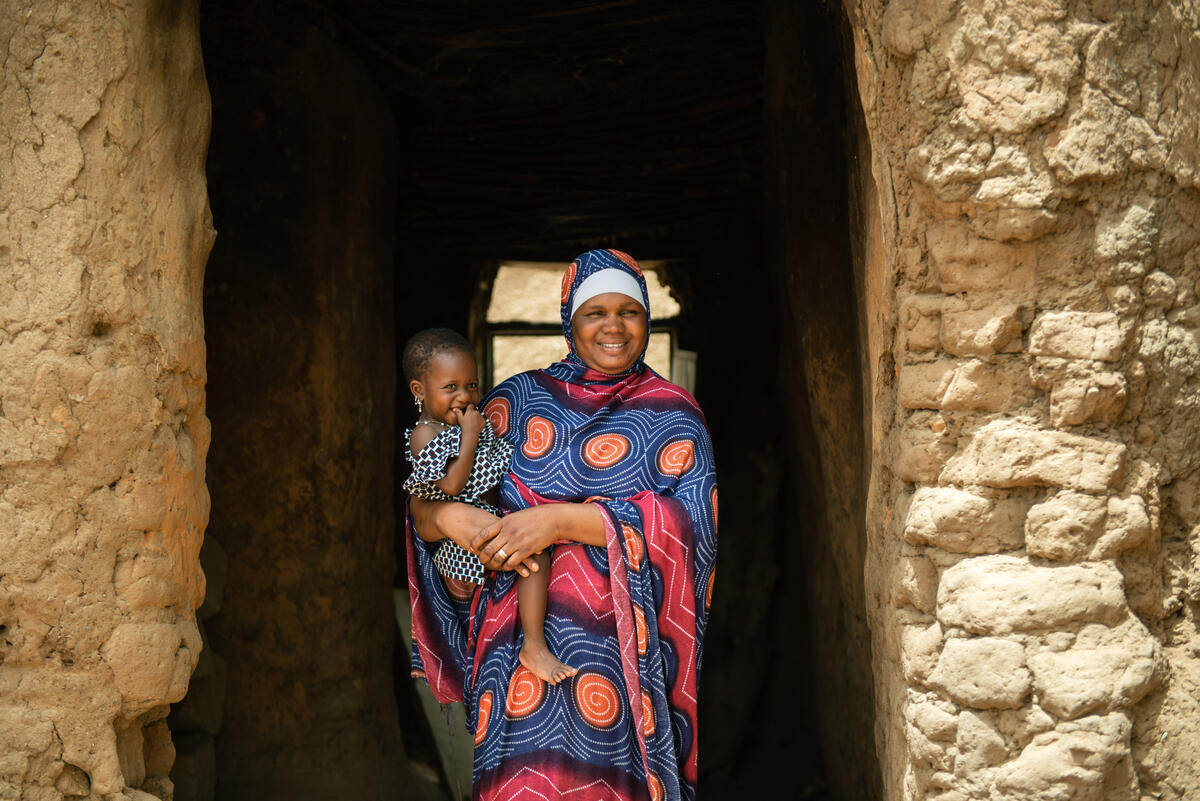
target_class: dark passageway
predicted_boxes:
[189,2,876,799]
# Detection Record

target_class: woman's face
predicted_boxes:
[570,292,648,374]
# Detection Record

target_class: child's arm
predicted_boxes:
[408,405,485,497]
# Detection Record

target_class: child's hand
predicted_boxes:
[455,404,485,438]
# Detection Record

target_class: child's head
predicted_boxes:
[402,328,480,424]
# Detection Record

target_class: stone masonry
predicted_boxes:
[1,2,213,799]
[848,1,1200,799]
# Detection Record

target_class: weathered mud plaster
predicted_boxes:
[0,1,213,799]
[846,0,1200,798]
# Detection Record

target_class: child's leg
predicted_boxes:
[517,550,577,685]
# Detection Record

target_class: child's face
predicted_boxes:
[411,349,481,424]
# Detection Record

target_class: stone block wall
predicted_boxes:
[847,1,1200,799]
[0,2,213,799]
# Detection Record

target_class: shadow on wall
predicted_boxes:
[191,6,418,800]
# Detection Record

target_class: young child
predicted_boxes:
[402,328,577,685]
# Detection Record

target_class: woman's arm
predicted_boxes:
[471,503,607,573]
[410,497,543,576]
[409,496,495,545]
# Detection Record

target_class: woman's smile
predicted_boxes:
[571,292,648,374]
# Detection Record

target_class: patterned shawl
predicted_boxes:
[407,249,717,801]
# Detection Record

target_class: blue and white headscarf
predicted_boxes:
[557,248,652,376]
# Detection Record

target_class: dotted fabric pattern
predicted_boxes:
[404,421,513,583]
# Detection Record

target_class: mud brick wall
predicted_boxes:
[846,1,1200,799]
[0,2,213,798]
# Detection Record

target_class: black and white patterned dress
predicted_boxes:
[403,421,513,583]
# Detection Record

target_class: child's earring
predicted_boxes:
[414,396,423,414]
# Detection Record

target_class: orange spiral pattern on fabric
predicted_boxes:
[711,486,719,530]
[561,260,579,304]
[622,524,644,571]
[522,416,555,459]
[582,433,630,469]
[641,689,655,737]
[705,570,715,611]
[475,690,493,745]
[573,673,620,728]
[656,439,696,477]
[648,771,664,801]
[505,665,545,719]
[483,397,510,437]
[607,249,643,276]
[584,495,612,503]
[443,576,478,602]
[634,603,648,656]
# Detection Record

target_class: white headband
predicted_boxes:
[569,269,647,318]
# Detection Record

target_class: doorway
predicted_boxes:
[189,2,875,799]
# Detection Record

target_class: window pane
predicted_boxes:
[491,332,673,386]
[487,261,680,323]
[491,335,567,387]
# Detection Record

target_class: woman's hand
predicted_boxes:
[472,503,606,575]
[410,497,543,575]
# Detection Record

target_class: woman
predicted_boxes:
[408,249,717,801]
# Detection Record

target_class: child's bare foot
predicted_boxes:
[519,640,577,685]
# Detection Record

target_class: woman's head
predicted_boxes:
[560,250,650,375]
[402,328,480,423]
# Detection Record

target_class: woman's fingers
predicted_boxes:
[475,523,514,570]
[496,547,539,577]
[471,520,502,553]
[472,508,556,574]
[482,540,518,571]
[479,532,537,574]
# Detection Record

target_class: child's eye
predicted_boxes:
[467,382,478,390]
